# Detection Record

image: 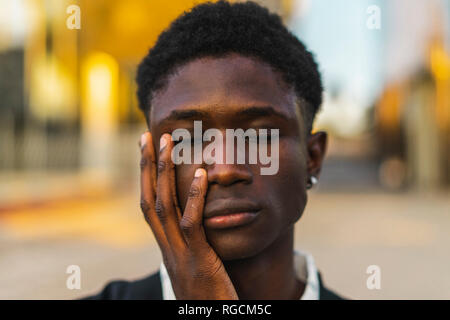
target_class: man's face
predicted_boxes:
[149,54,311,260]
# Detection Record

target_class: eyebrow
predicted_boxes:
[158,105,290,126]
[158,109,211,126]
[237,106,290,120]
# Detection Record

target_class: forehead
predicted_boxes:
[150,54,299,125]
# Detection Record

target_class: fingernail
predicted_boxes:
[140,133,147,149]
[194,168,204,178]
[160,135,167,151]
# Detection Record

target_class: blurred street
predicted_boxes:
[0,177,449,299]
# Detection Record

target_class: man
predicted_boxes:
[88,0,342,300]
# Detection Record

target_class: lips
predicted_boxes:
[203,199,261,229]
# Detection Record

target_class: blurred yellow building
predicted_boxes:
[22,0,214,173]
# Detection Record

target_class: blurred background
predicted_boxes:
[0,0,449,299]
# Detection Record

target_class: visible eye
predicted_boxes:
[173,139,186,146]
[172,130,199,147]
[258,129,280,144]
[244,135,257,144]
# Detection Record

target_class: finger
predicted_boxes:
[171,173,183,221]
[140,131,157,194]
[156,133,186,248]
[179,168,209,247]
[140,131,169,250]
[168,144,182,222]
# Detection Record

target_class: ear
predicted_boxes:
[306,131,328,179]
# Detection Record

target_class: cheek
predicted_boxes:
[269,140,308,223]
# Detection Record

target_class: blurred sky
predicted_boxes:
[291,0,385,109]
[290,0,450,135]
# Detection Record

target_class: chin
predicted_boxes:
[205,227,277,261]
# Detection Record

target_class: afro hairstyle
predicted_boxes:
[136,0,323,132]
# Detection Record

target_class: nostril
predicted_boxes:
[206,164,253,187]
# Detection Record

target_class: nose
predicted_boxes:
[206,163,253,186]
[201,128,253,186]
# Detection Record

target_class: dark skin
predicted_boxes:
[139,53,327,299]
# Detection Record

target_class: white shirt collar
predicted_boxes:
[159,250,319,300]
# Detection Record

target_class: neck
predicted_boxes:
[223,226,304,299]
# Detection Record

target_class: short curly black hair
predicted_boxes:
[136,0,323,132]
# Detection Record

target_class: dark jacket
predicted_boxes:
[84,271,344,300]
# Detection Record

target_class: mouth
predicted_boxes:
[203,199,261,229]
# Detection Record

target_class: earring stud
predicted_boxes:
[306,176,318,189]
